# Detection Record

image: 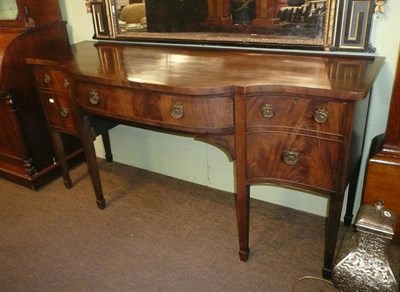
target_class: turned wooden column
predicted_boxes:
[205,0,232,26]
[252,0,280,26]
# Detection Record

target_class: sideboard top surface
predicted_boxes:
[64,41,384,99]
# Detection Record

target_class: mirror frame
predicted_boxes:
[86,0,380,51]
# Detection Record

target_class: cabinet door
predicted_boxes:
[0,95,28,163]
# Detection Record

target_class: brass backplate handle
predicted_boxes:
[88,89,100,105]
[314,108,328,124]
[60,107,69,118]
[170,102,184,119]
[282,149,300,165]
[43,73,51,84]
[261,103,275,118]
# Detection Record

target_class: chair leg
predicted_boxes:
[101,132,113,163]
[50,130,72,189]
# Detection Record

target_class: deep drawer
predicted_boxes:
[246,95,346,135]
[246,132,341,192]
[39,92,77,134]
[75,82,234,133]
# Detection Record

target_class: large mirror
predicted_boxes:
[88,0,378,51]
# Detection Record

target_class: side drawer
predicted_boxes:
[246,95,346,135]
[39,92,77,134]
[76,82,234,133]
[246,132,341,192]
[33,67,70,94]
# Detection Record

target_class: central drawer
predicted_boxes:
[75,81,234,133]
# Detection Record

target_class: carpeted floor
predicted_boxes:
[0,159,348,291]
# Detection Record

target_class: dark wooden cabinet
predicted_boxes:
[0,0,81,189]
[362,50,400,242]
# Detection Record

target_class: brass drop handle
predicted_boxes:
[314,108,328,124]
[88,89,100,105]
[60,107,69,118]
[261,104,275,118]
[63,78,69,88]
[282,149,300,165]
[43,73,51,84]
[170,102,184,119]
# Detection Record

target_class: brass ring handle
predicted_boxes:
[63,78,69,88]
[170,102,184,119]
[60,107,69,118]
[88,89,100,105]
[282,149,300,165]
[314,108,328,124]
[43,74,51,84]
[261,104,275,118]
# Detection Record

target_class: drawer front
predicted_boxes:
[246,132,341,192]
[39,93,77,133]
[76,82,234,132]
[246,95,346,135]
[34,67,70,94]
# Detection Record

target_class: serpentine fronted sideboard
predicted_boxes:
[27,41,384,278]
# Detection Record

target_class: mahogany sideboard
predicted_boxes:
[28,41,384,278]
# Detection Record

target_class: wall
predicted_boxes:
[59,0,400,218]
[0,0,18,19]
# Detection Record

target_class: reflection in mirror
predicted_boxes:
[0,0,18,20]
[114,0,327,41]
[116,0,147,33]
